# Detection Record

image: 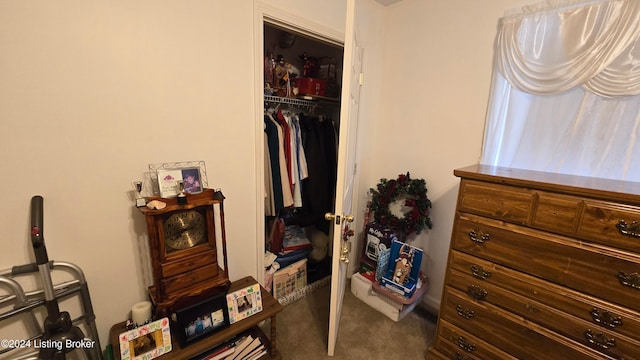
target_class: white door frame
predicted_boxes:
[252,1,345,284]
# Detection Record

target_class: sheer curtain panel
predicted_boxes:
[480,0,640,182]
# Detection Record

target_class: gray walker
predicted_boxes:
[0,196,102,360]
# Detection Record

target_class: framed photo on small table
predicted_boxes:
[226,283,263,324]
[173,292,230,346]
[118,317,171,360]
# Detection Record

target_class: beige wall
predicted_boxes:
[370,0,535,309]
[0,0,536,351]
[0,0,347,349]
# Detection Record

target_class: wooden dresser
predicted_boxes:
[427,165,640,360]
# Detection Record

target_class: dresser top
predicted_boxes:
[455,164,640,204]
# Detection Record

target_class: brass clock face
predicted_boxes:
[163,210,206,251]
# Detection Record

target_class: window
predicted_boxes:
[481,0,640,182]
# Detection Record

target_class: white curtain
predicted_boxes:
[481,0,640,181]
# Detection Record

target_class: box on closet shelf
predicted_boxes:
[296,77,326,96]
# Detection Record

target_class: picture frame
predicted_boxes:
[173,292,230,346]
[147,161,208,197]
[156,167,204,198]
[181,167,203,194]
[119,317,172,360]
[226,283,263,324]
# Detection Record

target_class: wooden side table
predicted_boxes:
[110,276,283,360]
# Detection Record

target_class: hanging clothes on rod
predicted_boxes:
[298,113,337,235]
[264,111,294,216]
[289,111,308,208]
[265,107,310,212]
[264,96,337,235]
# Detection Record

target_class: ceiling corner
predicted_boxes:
[374,0,404,6]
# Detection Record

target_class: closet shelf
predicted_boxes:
[265,95,317,109]
[265,95,339,112]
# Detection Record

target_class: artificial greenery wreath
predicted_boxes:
[369,172,432,239]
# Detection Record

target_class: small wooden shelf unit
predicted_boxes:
[110,276,283,360]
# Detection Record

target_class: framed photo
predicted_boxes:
[173,292,230,346]
[226,283,263,324]
[157,169,183,198]
[156,167,203,198]
[148,161,208,197]
[119,317,171,360]
[181,167,203,194]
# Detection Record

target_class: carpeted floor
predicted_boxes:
[265,278,437,359]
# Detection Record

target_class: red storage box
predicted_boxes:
[296,77,326,96]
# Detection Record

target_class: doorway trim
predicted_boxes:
[252,1,345,285]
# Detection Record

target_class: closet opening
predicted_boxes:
[262,20,344,303]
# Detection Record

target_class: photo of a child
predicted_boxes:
[236,294,253,313]
[181,168,202,194]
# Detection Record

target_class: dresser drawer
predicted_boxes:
[435,319,517,360]
[161,250,217,278]
[452,213,640,312]
[458,180,534,225]
[161,263,219,293]
[447,266,640,359]
[578,200,640,253]
[532,191,582,236]
[441,287,608,359]
[449,250,640,343]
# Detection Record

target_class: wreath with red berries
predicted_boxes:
[369,172,432,238]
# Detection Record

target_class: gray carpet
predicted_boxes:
[268,278,437,359]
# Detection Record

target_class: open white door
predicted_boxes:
[326,0,363,356]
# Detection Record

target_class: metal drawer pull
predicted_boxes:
[458,336,476,353]
[467,285,488,300]
[470,264,491,279]
[616,220,640,238]
[584,330,616,349]
[617,271,640,290]
[469,230,490,244]
[456,305,475,319]
[591,308,623,328]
